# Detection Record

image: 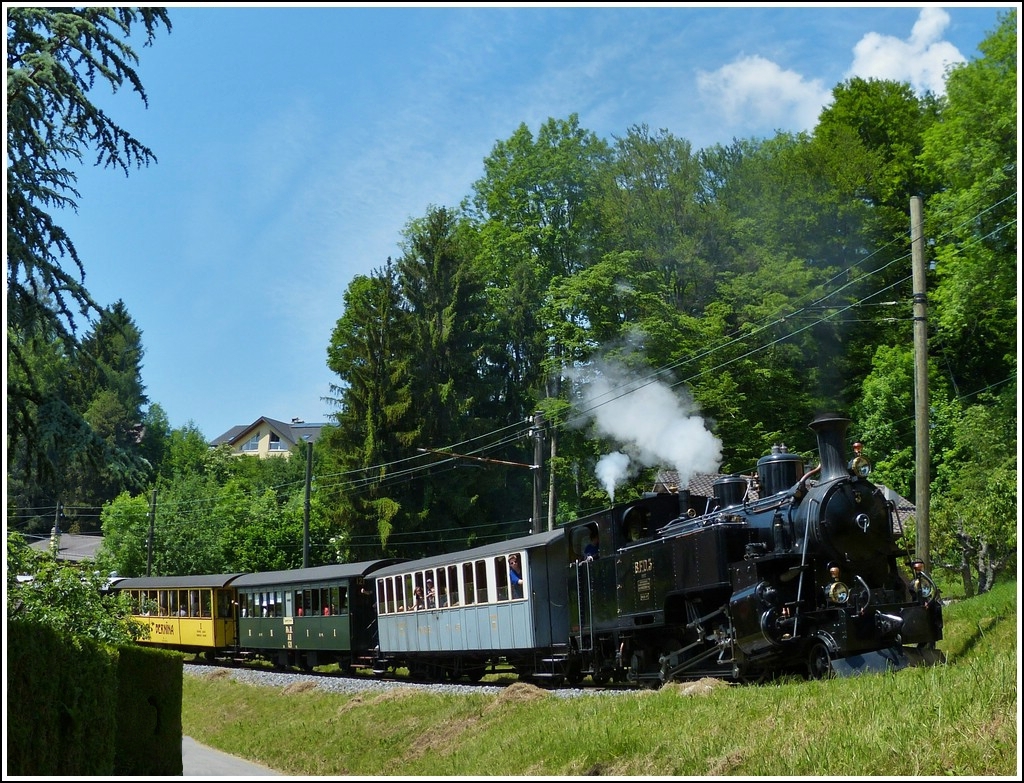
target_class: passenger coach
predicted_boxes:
[373,529,569,682]
[232,559,402,671]
[110,573,244,660]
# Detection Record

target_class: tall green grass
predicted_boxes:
[183,579,1018,776]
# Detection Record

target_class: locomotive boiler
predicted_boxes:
[566,413,944,684]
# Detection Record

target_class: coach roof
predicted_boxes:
[372,528,564,580]
[232,559,404,588]
[111,574,245,590]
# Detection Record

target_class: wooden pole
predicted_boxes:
[911,195,931,570]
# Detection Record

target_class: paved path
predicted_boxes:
[182,736,283,777]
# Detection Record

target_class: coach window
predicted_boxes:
[447,565,459,606]
[434,568,445,607]
[404,574,419,610]
[396,578,407,612]
[314,588,324,615]
[392,578,402,613]
[462,562,475,605]
[378,580,389,614]
[496,556,510,601]
[475,560,489,604]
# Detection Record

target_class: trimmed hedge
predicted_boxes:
[113,642,184,775]
[6,620,183,776]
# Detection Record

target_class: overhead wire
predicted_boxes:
[9,195,1016,529]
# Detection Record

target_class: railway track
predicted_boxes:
[182,660,637,698]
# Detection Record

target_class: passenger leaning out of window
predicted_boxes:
[509,554,524,598]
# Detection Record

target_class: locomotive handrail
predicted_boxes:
[791,496,819,638]
[854,575,873,616]
[655,491,797,538]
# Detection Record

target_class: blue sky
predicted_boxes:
[47,3,1011,440]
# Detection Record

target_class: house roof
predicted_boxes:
[210,416,327,448]
[28,532,105,563]
[653,470,762,501]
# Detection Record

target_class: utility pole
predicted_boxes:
[304,438,312,568]
[146,490,156,576]
[532,412,544,534]
[911,195,931,571]
[50,502,62,558]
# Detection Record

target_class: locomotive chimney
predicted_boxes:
[678,488,691,518]
[809,413,852,482]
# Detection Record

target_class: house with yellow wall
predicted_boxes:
[210,416,325,458]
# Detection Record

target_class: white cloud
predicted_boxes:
[847,6,965,96]
[694,7,968,139]
[696,55,832,134]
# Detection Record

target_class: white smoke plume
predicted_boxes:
[595,451,631,502]
[576,361,723,501]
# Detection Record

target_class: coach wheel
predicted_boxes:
[806,641,833,680]
[465,663,486,682]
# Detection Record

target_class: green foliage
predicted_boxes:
[218,486,307,572]
[159,423,214,481]
[323,263,415,559]
[7,530,148,644]
[96,491,152,577]
[921,9,1017,400]
[850,343,916,493]
[929,394,1017,594]
[6,6,171,491]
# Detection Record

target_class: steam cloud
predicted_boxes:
[576,362,723,502]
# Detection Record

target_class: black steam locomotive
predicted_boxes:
[564,413,945,684]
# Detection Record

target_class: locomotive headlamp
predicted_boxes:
[826,566,850,604]
[826,580,850,604]
[909,561,937,600]
[848,442,872,477]
[911,577,935,600]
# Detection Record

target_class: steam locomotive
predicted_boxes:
[563,412,945,684]
[110,413,944,685]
